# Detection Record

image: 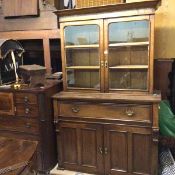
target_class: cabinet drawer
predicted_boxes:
[15,93,38,104]
[16,104,39,117]
[0,116,39,135]
[59,103,151,123]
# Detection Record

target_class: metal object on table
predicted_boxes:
[0,39,24,86]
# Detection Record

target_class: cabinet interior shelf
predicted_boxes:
[109,41,149,47]
[65,44,99,49]
[109,65,148,69]
[66,66,100,69]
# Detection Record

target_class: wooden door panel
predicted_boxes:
[62,127,78,164]
[104,126,128,174]
[81,128,98,166]
[132,133,151,174]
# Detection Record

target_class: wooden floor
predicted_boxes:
[50,165,93,175]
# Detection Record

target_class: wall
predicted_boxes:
[0,0,58,31]
[155,0,175,59]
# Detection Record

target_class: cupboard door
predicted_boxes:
[57,122,104,174]
[104,16,151,92]
[61,20,104,92]
[104,125,128,175]
[104,125,154,175]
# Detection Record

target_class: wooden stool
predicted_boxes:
[0,137,37,175]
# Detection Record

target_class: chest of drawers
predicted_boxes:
[0,81,62,174]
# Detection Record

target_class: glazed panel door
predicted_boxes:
[104,16,153,93]
[61,20,105,92]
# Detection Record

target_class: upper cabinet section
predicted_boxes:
[57,1,160,93]
[3,0,39,18]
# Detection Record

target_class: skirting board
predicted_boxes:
[50,165,94,175]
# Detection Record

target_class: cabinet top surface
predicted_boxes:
[0,80,62,93]
[53,91,161,103]
[55,0,160,18]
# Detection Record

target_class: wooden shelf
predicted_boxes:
[65,44,99,49]
[109,41,149,47]
[55,1,160,17]
[66,66,100,69]
[109,65,148,69]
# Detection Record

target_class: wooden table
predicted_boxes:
[0,137,37,175]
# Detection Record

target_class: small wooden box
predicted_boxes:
[76,0,125,8]
[19,64,46,87]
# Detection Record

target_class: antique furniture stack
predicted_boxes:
[53,0,161,175]
[0,80,61,174]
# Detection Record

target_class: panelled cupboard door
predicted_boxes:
[104,125,153,175]
[57,122,104,174]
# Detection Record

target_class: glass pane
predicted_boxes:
[109,20,149,43]
[109,70,147,90]
[65,25,99,45]
[109,46,148,67]
[67,70,100,89]
[66,48,99,67]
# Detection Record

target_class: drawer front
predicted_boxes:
[59,103,152,123]
[16,104,39,117]
[0,116,39,135]
[0,92,15,115]
[15,93,38,104]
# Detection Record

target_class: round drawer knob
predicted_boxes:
[125,108,134,117]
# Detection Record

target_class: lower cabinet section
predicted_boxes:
[56,121,157,175]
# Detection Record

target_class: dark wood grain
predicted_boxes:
[0,80,62,174]
[53,91,161,103]
[57,121,104,174]
[0,137,37,175]
[154,59,173,99]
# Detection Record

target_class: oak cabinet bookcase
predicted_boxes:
[53,1,161,175]
[60,10,154,93]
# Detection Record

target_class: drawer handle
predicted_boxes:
[72,107,80,113]
[26,123,31,128]
[125,108,134,117]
